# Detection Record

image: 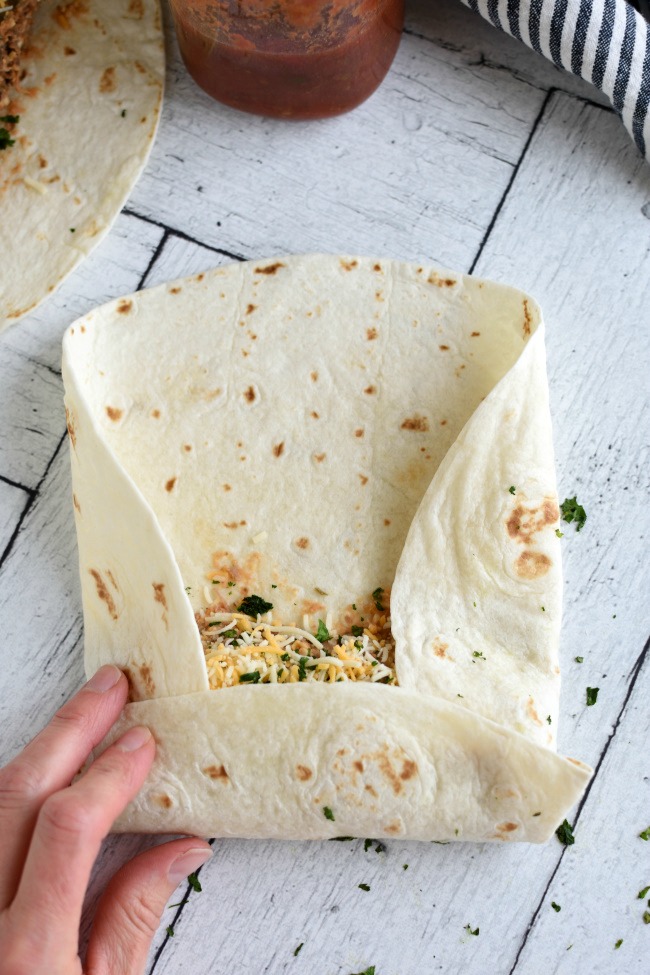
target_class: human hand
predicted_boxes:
[0,665,212,974]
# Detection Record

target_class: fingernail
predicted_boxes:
[168,848,213,886]
[116,725,152,752]
[86,664,122,693]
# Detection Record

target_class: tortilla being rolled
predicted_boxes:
[62,254,591,842]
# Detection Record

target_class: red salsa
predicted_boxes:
[169,0,405,119]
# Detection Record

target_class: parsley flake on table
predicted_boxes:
[638,886,650,899]
[551,902,561,912]
[350,968,375,975]
[403,863,409,870]
[364,838,372,852]
[644,911,650,924]
[358,883,371,891]
[315,619,330,642]
[575,656,584,663]
[586,687,599,706]
[374,841,386,854]
[323,806,335,821]
[555,528,564,537]
[465,924,479,936]
[560,496,587,531]
[187,872,202,892]
[614,939,623,949]
[166,924,175,937]
[639,827,650,840]
[555,819,575,846]
[237,594,273,616]
[293,943,304,957]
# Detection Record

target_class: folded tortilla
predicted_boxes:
[62,254,591,842]
[0,0,163,331]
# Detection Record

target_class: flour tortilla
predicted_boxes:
[0,0,163,331]
[62,254,591,842]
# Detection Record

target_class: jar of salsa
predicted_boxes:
[169,0,405,120]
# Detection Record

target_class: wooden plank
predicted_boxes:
[0,479,29,559]
[128,17,554,272]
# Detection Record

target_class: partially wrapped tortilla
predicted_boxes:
[62,254,591,842]
[0,0,163,330]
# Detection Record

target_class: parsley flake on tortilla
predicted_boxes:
[237,594,273,616]
[323,806,335,821]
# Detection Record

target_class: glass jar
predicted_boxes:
[169,0,405,120]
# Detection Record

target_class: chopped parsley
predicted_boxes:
[560,496,587,531]
[546,715,552,724]
[640,827,650,841]
[69,227,76,233]
[575,656,584,663]
[227,581,236,588]
[403,864,408,870]
[555,528,564,538]
[281,652,290,661]
[316,619,330,642]
[237,594,273,616]
[374,841,386,854]
[465,924,479,936]
[638,886,650,899]
[0,117,18,150]
[166,924,175,937]
[614,939,623,949]
[184,586,191,594]
[351,625,364,637]
[364,838,372,852]
[372,587,384,611]
[358,883,370,891]
[239,670,261,683]
[533,811,542,817]
[271,583,277,588]
[472,651,485,660]
[187,872,202,892]
[0,114,19,124]
[644,911,650,925]
[121,108,127,117]
[551,902,561,912]
[508,485,516,494]
[323,806,335,821]
[298,656,312,681]
[541,606,545,612]
[586,687,599,706]
[294,943,304,957]
[351,968,375,975]
[555,819,575,846]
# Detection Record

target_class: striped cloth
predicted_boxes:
[460,0,650,160]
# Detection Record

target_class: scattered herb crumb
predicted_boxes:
[638,886,650,899]
[364,839,372,852]
[187,872,202,893]
[166,925,174,937]
[575,656,584,663]
[560,496,587,531]
[640,827,650,841]
[546,715,552,724]
[323,806,335,821]
[551,902,561,912]
[555,528,564,537]
[351,625,364,637]
[372,587,384,611]
[121,108,127,117]
[541,606,545,612]
[508,485,516,494]
[351,968,375,975]
[403,864,408,870]
[614,939,623,949]
[358,883,371,891]
[465,924,479,936]
[374,842,386,854]
[472,651,485,659]
[294,943,304,957]
[556,819,575,846]
[644,911,650,925]
[239,670,261,683]
[533,811,542,817]
[586,687,599,706]
[316,619,330,642]
[237,594,273,616]
[271,583,277,588]
[69,227,76,233]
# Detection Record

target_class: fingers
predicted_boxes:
[8,724,155,966]
[0,665,128,909]
[86,840,213,975]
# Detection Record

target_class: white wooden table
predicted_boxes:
[1,1,649,972]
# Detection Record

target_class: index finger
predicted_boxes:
[0,665,128,909]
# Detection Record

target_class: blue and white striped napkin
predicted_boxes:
[460,0,650,161]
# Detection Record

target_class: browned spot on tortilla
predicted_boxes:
[223,521,243,529]
[440,419,448,426]
[122,666,137,702]
[401,415,429,432]
[243,385,256,403]
[432,639,449,659]
[340,258,358,271]
[377,754,403,796]
[134,60,147,74]
[65,407,77,448]
[72,493,81,514]
[246,303,256,314]
[128,0,144,15]
[117,299,132,314]
[314,453,326,463]
[428,272,456,287]
[196,273,205,281]
[507,499,560,544]
[89,569,118,619]
[301,600,325,615]
[152,582,167,610]
[80,325,86,333]
[151,408,160,419]
[255,261,285,275]
[165,477,176,493]
[99,66,116,93]
[353,760,364,773]
[365,783,378,797]
[516,550,552,579]
[223,483,231,491]
[107,570,119,591]
[400,759,417,781]
[385,820,402,835]
[497,822,518,833]
[296,537,310,550]
[527,697,543,726]
[272,441,285,458]
[364,385,376,395]
[439,344,450,351]
[169,286,181,294]
[366,327,378,340]
[523,299,532,337]
[183,444,192,452]
[310,370,318,381]
[203,764,229,780]
[208,550,262,602]
[310,410,319,419]
[53,1,89,31]
[373,263,382,272]
[154,793,173,809]
[354,428,364,438]
[383,518,391,526]
[105,406,122,422]
[359,474,368,486]
[63,45,76,55]
[471,331,480,337]
[138,664,155,695]
[38,155,47,168]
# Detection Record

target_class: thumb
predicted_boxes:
[85,839,212,975]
